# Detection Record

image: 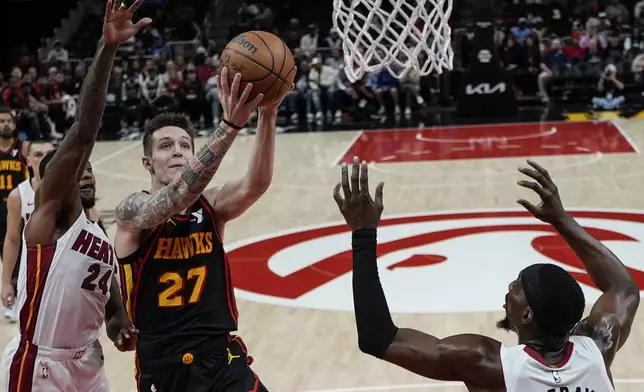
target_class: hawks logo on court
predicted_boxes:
[226,209,644,313]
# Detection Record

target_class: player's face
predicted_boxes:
[79,162,96,209]
[28,143,55,175]
[497,275,531,336]
[0,113,16,139]
[146,126,194,185]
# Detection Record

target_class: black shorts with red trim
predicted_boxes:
[137,334,267,392]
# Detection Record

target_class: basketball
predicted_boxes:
[220,31,296,107]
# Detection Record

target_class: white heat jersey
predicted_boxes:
[500,335,614,392]
[16,179,35,221]
[14,210,116,349]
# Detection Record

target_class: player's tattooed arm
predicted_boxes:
[115,124,240,230]
[116,68,262,231]
[516,159,639,361]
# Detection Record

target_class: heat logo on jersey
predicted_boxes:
[71,229,116,266]
[153,232,213,260]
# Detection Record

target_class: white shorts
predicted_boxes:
[1,336,109,392]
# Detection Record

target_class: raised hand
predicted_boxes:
[516,159,568,223]
[103,0,152,46]
[334,157,385,231]
[215,67,264,128]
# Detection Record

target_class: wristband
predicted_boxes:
[222,119,243,130]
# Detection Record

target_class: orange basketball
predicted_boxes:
[220,31,296,107]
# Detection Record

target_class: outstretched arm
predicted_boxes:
[115,69,263,231]
[334,158,504,388]
[517,160,640,365]
[29,0,150,243]
[209,102,279,223]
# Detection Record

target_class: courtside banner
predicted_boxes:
[456,22,518,118]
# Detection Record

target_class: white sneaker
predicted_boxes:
[4,308,16,323]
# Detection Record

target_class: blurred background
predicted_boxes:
[2,0,644,140]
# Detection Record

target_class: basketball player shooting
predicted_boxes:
[0,2,151,391]
[334,157,640,391]
[113,67,289,391]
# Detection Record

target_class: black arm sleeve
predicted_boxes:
[352,228,399,359]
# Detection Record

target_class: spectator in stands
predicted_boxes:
[46,41,69,65]
[592,63,625,110]
[500,36,524,93]
[511,18,533,44]
[605,31,624,57]
[41,67,65,137]
[585,39,606,64]
[179,64,206,126]
[309,57,339,125]
[580,27,607,49]
[122,66,145,132]
[300,24,320,57]
[604,0,629,24]
[162,61,183,101]
[150,35,171,57]
[399,67,424,119]
[374,70,400,119]
[538,38,568,103]
[563,37,586,59]
[283,18,303,50]
[205,75,219,126]
[253,4,274,30]
[325,28,342,50]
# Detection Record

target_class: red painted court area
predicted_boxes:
[338,121,637,164]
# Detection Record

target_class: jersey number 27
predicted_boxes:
[158,265,207,307]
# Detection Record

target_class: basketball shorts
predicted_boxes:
[137,334,268,392]
[1,336,108,392]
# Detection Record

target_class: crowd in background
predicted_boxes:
[3,0,644,139]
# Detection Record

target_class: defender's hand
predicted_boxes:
[103,0,152,46]
[1,285,13,308]
[517,159,568,224]
[113,324,139,352]
[215,67,264,128]
[334,157,384,231]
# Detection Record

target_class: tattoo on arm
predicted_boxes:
[116,125,238,229]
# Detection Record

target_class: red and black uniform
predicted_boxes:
[118,194,267,392]
[0,139,29,247]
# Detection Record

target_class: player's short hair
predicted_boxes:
[28,139,55,154]
[142,112,196,156]
[0,107,15,119]
[520,263,585,337]
[39,148,58,179]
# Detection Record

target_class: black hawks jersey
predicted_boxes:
[118,194,238,361]
[0,139,29,203]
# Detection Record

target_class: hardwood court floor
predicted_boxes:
[1,118,644,391]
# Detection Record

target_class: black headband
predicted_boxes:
[521,263,567,336]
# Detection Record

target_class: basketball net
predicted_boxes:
[332,0,454,82]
